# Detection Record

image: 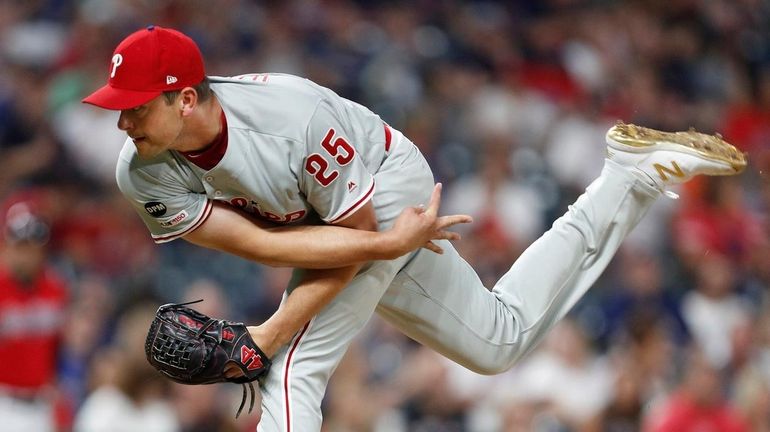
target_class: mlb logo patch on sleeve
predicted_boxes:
[159,210,188,228]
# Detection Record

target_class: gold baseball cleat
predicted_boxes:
[606,122,747,192]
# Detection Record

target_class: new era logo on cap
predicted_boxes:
[82,25,206,110]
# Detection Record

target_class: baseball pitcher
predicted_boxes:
[83,26,746,431]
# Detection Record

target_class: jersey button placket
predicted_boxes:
[203,175,223,198]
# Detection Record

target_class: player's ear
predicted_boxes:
[179,87,198,116]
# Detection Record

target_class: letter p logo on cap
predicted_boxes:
[110,54,123,78]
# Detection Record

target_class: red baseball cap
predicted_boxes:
[83,25,205,110]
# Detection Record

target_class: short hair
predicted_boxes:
[162,77,211,105]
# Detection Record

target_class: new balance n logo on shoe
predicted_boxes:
[654,161,685,181]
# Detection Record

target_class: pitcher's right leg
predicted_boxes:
[377,124,746,374]
[378,160,659,374]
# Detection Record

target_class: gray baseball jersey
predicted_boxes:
[115,73,661,431]
[117,73,389,242]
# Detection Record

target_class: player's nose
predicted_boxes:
[117,111,134,131]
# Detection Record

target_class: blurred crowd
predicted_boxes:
[1,0,770,431]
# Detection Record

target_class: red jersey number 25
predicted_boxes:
[305,128,356,187]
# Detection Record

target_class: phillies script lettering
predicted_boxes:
[228,197,306,223]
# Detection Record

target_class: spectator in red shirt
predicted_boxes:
[644,348,749,432]
[672,176,762,272]
[0,197,68,432]
[721,68,770,157]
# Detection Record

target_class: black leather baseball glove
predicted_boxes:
[145,300,271,417]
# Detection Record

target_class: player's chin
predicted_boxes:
[134,140,163,159]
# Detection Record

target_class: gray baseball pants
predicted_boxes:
[257,130,660,431]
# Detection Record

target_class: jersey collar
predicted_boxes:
[180,110,228,170]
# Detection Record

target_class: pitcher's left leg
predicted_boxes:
[258,257,409,431]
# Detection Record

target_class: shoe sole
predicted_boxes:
[607,122,748,174]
